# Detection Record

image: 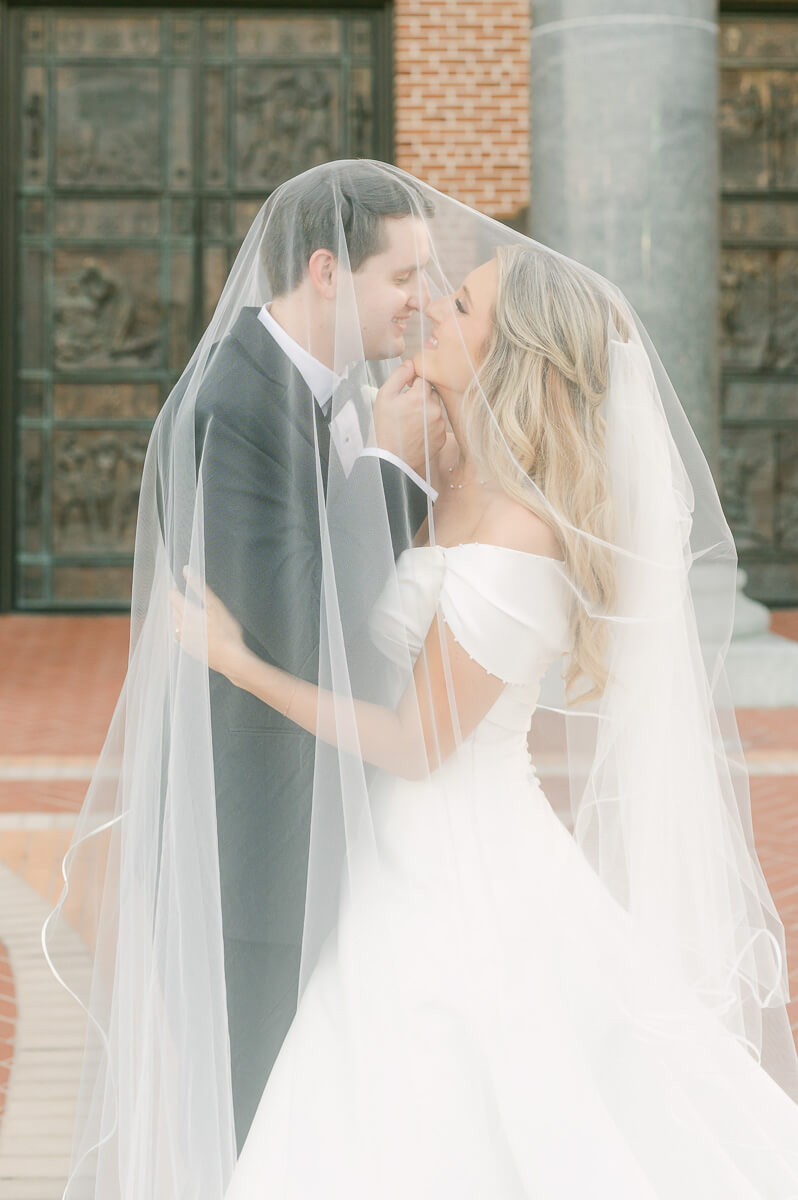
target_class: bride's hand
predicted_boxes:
[168,568,246,679]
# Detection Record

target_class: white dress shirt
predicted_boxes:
[257,304,437,501]
[257,304,340,413]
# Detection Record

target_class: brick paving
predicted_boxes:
[0,943,14,1125]
[0,612,797,1194]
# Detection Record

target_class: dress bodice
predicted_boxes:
[368,543,572,777]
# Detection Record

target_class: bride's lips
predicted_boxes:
[423,333,438,350]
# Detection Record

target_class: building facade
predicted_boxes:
[0,0,796,611]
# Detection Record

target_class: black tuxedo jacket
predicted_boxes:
[182,307,428,944]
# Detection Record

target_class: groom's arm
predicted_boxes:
[353,451,430,560]
[323,449,427,708]
[198,413,419,714]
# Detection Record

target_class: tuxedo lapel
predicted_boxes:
[312,396,331,474]
[228,306,330,474]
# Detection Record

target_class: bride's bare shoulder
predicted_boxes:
[474,496,564,562]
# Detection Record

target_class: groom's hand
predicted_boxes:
[373,362,447,476]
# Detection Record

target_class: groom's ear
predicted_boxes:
[307,248,338,300]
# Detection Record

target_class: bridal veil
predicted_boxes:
[42,159,798,1197]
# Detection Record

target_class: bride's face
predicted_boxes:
[413,258,498,396]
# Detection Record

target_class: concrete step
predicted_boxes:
[0,1181,67,1200]
[0,1154,71,1177]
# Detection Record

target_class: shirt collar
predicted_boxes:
[257,304,341,412]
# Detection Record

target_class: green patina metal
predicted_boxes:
[719,11,798,605]
[5,5,390,611]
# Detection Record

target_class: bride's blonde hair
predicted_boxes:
[466,243,628,703]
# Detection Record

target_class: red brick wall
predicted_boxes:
[394,0,530,221]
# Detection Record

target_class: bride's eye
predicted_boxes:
[454,298,466,314]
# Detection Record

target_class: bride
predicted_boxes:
[171,241,798,1194]
[45,162,798,1198]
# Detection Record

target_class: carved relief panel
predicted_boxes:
[719,15,798,604]
[13,8,382,608]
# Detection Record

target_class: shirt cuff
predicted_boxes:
[358,447,439,503]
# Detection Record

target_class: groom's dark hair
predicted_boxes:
[263,161,434,297]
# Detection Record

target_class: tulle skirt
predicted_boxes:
[224,758,798,1199]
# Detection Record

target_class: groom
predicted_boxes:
[191,165,444,1149]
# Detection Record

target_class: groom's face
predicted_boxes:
[351,216,430,361]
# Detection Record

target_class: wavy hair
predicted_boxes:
[466,243,629,703]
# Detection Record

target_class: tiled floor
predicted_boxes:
[1,612,797,1195]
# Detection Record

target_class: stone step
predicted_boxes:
[3,1084,81,1103]
[15,1028,88,1051]
[6,1060,84,1082]
[0,1156,71,1178]
[0,1180,67,1200]
[0,1130,74,1155]
[0,1098,77,1120]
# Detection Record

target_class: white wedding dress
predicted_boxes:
[224,543,798,1199]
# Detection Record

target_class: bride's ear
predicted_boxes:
[307,248,338,300]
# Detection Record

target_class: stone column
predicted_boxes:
[530,0,718,456]
[529,0,798,705]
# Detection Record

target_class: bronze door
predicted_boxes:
[9,7,390,609]
[719,12,798,605]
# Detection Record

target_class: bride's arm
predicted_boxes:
[170,570,505,781]
[228,613,505,780]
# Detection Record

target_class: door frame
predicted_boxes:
[0,2,16,611]
[0,0,394,612]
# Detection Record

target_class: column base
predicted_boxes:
[709,569,798,708]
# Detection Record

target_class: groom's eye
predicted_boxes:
[395,273,411,284]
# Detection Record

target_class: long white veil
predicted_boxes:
[41,160,798,1197]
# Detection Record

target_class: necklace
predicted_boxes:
[447,463,465,489]
[446,461,487,489]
